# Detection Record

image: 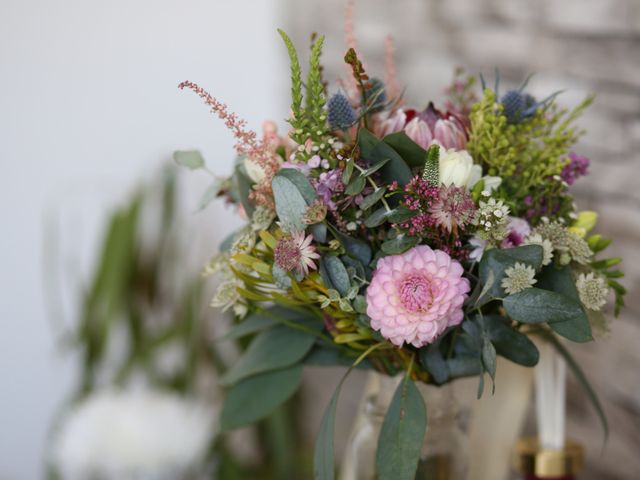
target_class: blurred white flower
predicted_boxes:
[53,389,215,480]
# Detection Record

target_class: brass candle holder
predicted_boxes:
[513,437,584,479]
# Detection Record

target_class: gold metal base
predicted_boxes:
[513,437,584,478]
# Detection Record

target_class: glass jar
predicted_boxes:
[340,372,469,480]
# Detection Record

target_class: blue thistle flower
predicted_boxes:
[327,93,357,130]
[363,77,387,112]
[501,90,529,123]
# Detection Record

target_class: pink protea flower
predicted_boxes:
[366,245,470,347]
[274,231,320,276]
[378,103,467,150]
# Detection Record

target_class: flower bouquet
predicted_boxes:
[175,29,626,479]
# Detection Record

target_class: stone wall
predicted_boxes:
[285,1,640,478]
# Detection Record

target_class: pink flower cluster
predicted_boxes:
[366,245,470,347]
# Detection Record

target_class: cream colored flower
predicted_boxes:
[439,148,482,189]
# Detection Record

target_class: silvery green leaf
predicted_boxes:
[345,174,366,196]
[376,379,427,480]
[338,298,354,312]
[173,150,205,169]
[324,257,351,296]
[276,168,316,204]
[272,264,292,289]
[272,175,308,231]
[197,180,221,211]
[327,289,340,302]
[360,187,387,210]
[353,295,367,314]
[220,365,303,431]
[361,158,390,177]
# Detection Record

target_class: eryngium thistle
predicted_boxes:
[500,90,536,123]
[327,93,357,130]
[576,272,609,311]
[501,262,537,294]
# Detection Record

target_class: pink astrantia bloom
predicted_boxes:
[366,245,470,347]
[274,231,320,276]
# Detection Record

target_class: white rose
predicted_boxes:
[438,148,482,189]
[243,157,266,183]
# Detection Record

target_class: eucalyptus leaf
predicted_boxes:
[218,312,279,342]
[345,174,366,196]
[503,288,592,342]
[331,226,372,266]
[481,315,539,367]
[361,158,390,177]
[276,168,316,204]
[361,187,387,210]
[272,175,308,231]
[364,207,391,228]
[387,205,419,223]
[382,131,426,168]
[197,180,221,211]
[478,245,544,300]
[220,365,303,431]
[324,256,351,297]
[419,343,449,384]
[220,325,316,385]
[358,128,412,186]
[314,372,350,480]
[482,335,497,392]
[173,150,204,169]
[376,378,427,480]
[233,164,255,216]
[381,235,419,255]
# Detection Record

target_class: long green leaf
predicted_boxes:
[503,288,592,342]
[314,372,350,480]
[376,378,427,480]
[220,365,303,431]
[220,325,315,385]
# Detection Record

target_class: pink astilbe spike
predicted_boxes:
[178,81,278,208]
[342,0,359,99]
[384,35,402,105]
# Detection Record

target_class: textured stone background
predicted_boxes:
[285,1,640,478]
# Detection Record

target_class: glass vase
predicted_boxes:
[340,371,469,480]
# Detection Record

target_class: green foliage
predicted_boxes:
[278,30,329,157]
[173,149,205,169]
[375,378,427,480]
[478,244,544,302]
[380,235,419,255]
[272,174,310,231]
[277,29,303,131]
[503,288,592,342]
[306,34,328,138]
[323,256,351,297]
[358,128,412,186]
[467,89,593,214]
[314,371,351,480]
[220,325,316,385]
[382,132,426,168]
[220,365,303,431]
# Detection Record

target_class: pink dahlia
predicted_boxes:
[366,245,470,347]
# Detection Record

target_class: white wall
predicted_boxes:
[0,1,283,478]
